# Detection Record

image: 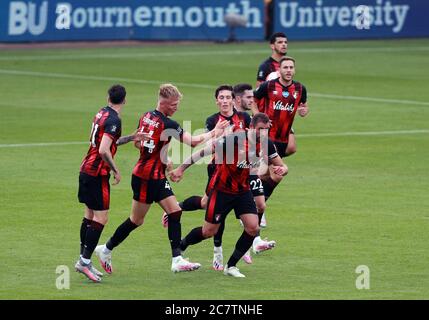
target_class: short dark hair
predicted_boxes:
[270,32,287,44]
[108,84,126,104]
[215,85,234,99]
[279,56,296,66]
[251,113,270,127]
[233,83,253,97]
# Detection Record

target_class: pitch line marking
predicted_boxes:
[0,46,428,61]
[0,130,427,148]
[1,68,429,107]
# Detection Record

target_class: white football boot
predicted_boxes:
[223,265,246,278]
[171,256,201,273]
[94,244,113,274]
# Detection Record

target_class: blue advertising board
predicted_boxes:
[0,0,265,42]
[273,0,429,40]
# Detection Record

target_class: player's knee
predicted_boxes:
[245,225,259,237]
[202,225,217,238]
[256,203,266,213]
[93,213,108,225]
[286,144,297,156]
[130,216,144,226]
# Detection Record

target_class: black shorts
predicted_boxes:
[132,175,174,204]
[249,175,265,197]
[78,172,110,211]
[274,141,288,158]
[274,129,294,158]
[205,189,257,224]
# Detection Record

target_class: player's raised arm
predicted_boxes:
[169,135,225,182]
[180,119,229,147]
[116,130,151,146]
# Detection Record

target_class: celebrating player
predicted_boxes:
[169,113,287,278]
[95,84,229,275]
[76,84,148,283]
[165,85,250,270]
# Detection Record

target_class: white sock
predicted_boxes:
[253,236,262,245]
[214,246,223,254]
[81,257,91,265]
[102,245,111,255]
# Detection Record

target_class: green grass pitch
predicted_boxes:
[0,38,428,299]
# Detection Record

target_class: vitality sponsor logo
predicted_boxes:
[237,158,263,169]
[273,100,294,112]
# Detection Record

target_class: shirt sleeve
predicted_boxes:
[254,81,269,101]
[257,62,269,81]
[268,139,279,160]
[300,85,307,104]
[104,117,121,139]
[243,112,251,128]
[166,118,184,139]
[205,115,216,132]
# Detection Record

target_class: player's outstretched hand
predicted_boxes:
[297,102,309,117]
[214,119,230,137]
[134,131,152,142]
[169,168,184,183]
[112,171,121,185]
[272,165,288,177]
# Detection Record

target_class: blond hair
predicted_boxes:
[279,56,295,66]
[159,84,183,100]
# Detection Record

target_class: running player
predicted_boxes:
[254,56,309,202]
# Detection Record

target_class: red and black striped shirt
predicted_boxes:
[208,131,278,194]
[205,109,251,132]
[205,109,251,171]
[257,57,281,82]
[80,106,122,176]
[254,79,307,143]
[132,110,184,180]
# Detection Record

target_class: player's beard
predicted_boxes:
[275,48,287,56]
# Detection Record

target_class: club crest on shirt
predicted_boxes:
[293,91,299,99]
[282,91,289,98]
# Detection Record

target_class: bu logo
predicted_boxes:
[215,214,221,222]
[165,181,171,190]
